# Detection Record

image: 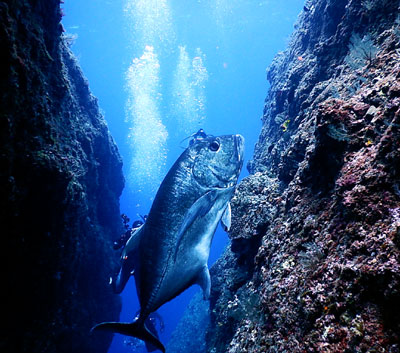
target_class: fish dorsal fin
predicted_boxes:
[174,190,217,261]
[122,224,144,260]
[221,202,231,232]
[196,265,211,300]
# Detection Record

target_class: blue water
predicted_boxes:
[62,1,304,351]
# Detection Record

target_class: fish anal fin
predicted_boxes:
[112,268,128,294]
[221,202,231,232]
[92,320,165,353]
[114,226,143,294]
[122,225,144,259]
[174,190,217,261]
[196,266,211,300]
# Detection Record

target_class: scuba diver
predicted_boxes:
[110,215,147,293]
[189,128,207,145]
[181,128,207,147]
[113,214,133,250]
[113,219,144,250]
[113,215,147,250]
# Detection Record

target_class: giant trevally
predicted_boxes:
[92,134,244,352]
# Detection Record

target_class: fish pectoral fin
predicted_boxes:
[122,224,144,259]
[196,266,211,300]
[91,320,165,353]
[221,202,231,232]
[174,190,217,261]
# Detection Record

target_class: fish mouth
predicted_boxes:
[234,134,245,167]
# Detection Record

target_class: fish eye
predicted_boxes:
[209,140,220,152]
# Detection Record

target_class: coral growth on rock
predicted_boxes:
[203,0,400,352]
[0,1,124,352]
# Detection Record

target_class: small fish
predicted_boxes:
[92,134,245,352]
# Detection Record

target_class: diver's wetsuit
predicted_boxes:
[189,128,207,146]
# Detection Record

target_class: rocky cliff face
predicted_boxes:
[206,0,400,352]
[0,1,124,352]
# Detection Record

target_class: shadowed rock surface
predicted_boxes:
[0,1,123,352]
[166,291,210,353]
[172,0,400,352]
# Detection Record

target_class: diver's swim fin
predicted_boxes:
[91,321,165,353]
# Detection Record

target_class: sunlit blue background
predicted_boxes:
[62,1,304,351]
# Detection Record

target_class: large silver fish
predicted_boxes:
[93,134,244,352]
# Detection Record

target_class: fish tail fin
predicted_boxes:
[91,320,165,353]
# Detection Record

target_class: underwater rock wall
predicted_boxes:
[166,292,210,353]
[207,0,400,352]
[0,1,124,352]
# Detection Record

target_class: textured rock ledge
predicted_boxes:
[172,0,400,352]
[0,1,124,352]
[210,0,400,351]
